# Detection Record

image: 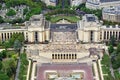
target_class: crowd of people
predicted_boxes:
[52,31,77,43]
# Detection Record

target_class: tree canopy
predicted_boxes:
[6,9,16,16]
[0,16,4,23]
[0,73,9,80]
[14,40,22,52]
[108,45,114,55]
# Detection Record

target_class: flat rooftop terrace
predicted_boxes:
[50,24,77,32]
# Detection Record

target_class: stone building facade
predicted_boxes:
[0,14,120,43]
[86,0,120,9]
[102,6,120,22]
[0,14,50,43]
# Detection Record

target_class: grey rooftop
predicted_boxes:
[50,24,77,32]
[103,6,120,15]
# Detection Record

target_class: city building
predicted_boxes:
[86,0,120,9]
[41,0,86,7]
[1,14,120,79]
[102,6,120,22]
[78,14,120,42]
[70,0,86,6]
[41,0,56,6]
[0,14,50,43]
[0,14,120,43]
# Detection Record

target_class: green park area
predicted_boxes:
[0,50,18,80]
[101,54,114,80]
[19,53,28,80]
[101,42,120,80]
[50,16,80,23]
[0,33,28,80]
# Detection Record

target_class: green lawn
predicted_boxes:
[7,50,18,58]
[19,53,28,80]
[50,16,81,23]
[0,50,18,80]
[104,75,112,80]
[101,54,110,66]
[101,54,115,80]
[114,70,120,80]
[102,66,110,74]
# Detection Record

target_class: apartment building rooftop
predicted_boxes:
[103,6,120,15]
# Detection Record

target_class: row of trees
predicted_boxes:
[0,51,18,80]
[76,4,102,20]
[4,0,46,8]
[103,20,120,26]
[25,7,42,20]
[0,50,18,80]
[19,53,28,80]
[45,9,76,21]
[0,32,25,80]
[0,33,24,52]
[108,43,120,69]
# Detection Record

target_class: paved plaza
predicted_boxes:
[25,20,105,80]
[37,63,93,80]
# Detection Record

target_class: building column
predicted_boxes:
[0,33,2,41]
[109,31,110,40]
[6,33,8,40]
[94,31,99,42]
[105,31,107,40]
[46,30,50,41]
[2,33,5,41]
[114,31,116,39]
[28,32,34,42]
[112,31,113,36]
[42,32,45,42]
[117,31,119,40]
[38,32,42,42]
[102,31,104,41]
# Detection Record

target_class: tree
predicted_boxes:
[108,45,114,55]
[117,43,120,53]
[0,73,9,80]
[14,40,22,53]
[2,59,16,77]
[112,53,120,69]
[23,8,29,15]
[0,50,7,58]
[3,41,11,50]
[0,4,2,10]
[109,36,115,46]
[0,16,4,23]
[10,18,24,24]
[17,33,24,43]
[0,61,2,70]
[6,9,16,16]
[101,54,110,67]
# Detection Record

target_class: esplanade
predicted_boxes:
[0,13,119,80]
[1,14,120,43]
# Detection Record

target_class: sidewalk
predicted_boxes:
[26,60,31,80]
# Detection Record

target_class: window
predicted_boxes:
[90,31,94,42]
[104,31,106,39]
[52,54,54,59]
[35,32,38,42]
